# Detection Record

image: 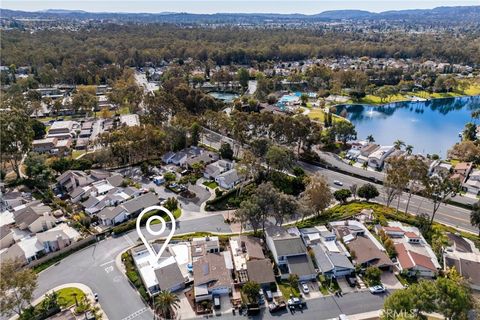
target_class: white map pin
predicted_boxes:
[136,205,176,267]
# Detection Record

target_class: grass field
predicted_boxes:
[56,287,86,308]
[72,150,86,159]
[202,180,219,189]
[307,108,345,123]
[278,281,301,298]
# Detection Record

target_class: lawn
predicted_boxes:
[308,108,345,123]
[56,287,86,308]
[202,180,219,189]
[463,82,480,96]
[72,150,86,159]
[357,94,408,105]
[294,201,383,229]
[278,281,300,298]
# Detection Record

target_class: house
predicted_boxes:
[429,160,452,177]
[0,225,14,249]
[368,146,395,169]
[464,170,480,195]
[453,162,473,177]
[13,204,56,233]
[119,114,140,127]
[161,151,176,164]
[36,229,72,253]
[246,259,276,289]
[191,236,220,259]
[0,191,30,210]
[47,120,76,135]
[0,236,45,264]
[32,138,57,153]
[311,245,355,278]
[32,137,72,155]
[185,151,219,168]
[356,143,380,164]
[215,169,241,190]
[131,244,188,295]
[98,206,128,226]
[443,233,480,290]
[330,220,393,271]
[265,225,316,281]
[376,223,440,277]
[204,160,233,179]
[300,226,354,278]
[121,192,159,217]
[229,236,274,286]
[193,252,233,302]
[56,170,93,193]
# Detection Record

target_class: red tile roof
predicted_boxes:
[394,243,436,272]
[404,232,420,239]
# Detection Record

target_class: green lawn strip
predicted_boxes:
[202,180,219,189]
[318,274,340,294]
[277,281,300,298]
[122,251,150,303]
[56,287,86,308]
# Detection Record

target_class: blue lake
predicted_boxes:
[336,96,480,157]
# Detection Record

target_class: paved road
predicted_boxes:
[317,150,478,207]
[219,291,388,320]
[34,214,231,320]
[201,128,478,234]
[300,161,477,234]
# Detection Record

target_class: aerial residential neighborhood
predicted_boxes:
[1,2,480,320]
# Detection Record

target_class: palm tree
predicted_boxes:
[366,134,375,143]
[154,290,180,320]
[471,201,480,237]
[405,145,413,155]
[393,139,405,150]
[471,110,480,123]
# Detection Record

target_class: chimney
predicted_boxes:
[56,234,66,250]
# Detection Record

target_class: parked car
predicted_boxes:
[301,282,310,294]
[269,302,287,313]
[369,285,385,294]
[213,295,221,310]
[346,276,357,288]
[94,293,98,302]
[264,289,273,302]
[258,290,265,305]
[333,180,343,186]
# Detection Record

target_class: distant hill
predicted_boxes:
[1,6,479,25]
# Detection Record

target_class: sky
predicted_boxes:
[1,0,479,14]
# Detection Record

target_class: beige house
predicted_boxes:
[13,205,56,233]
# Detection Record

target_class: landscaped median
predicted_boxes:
[19,284,104,320]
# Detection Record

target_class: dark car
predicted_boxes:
[269,302,287,313]
[346,276,357,287]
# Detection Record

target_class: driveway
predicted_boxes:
[337,277,357,294]
[381,272,404,290]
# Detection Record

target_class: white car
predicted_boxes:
[301,282,309,294]
[333,180,343,186]
[369,285,385,294]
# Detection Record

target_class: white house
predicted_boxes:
[368,146,395,169]
[215,169,241,190]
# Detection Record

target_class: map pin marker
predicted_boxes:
[136,205,176,267]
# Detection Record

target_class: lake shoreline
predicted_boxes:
[341,93,480,108]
